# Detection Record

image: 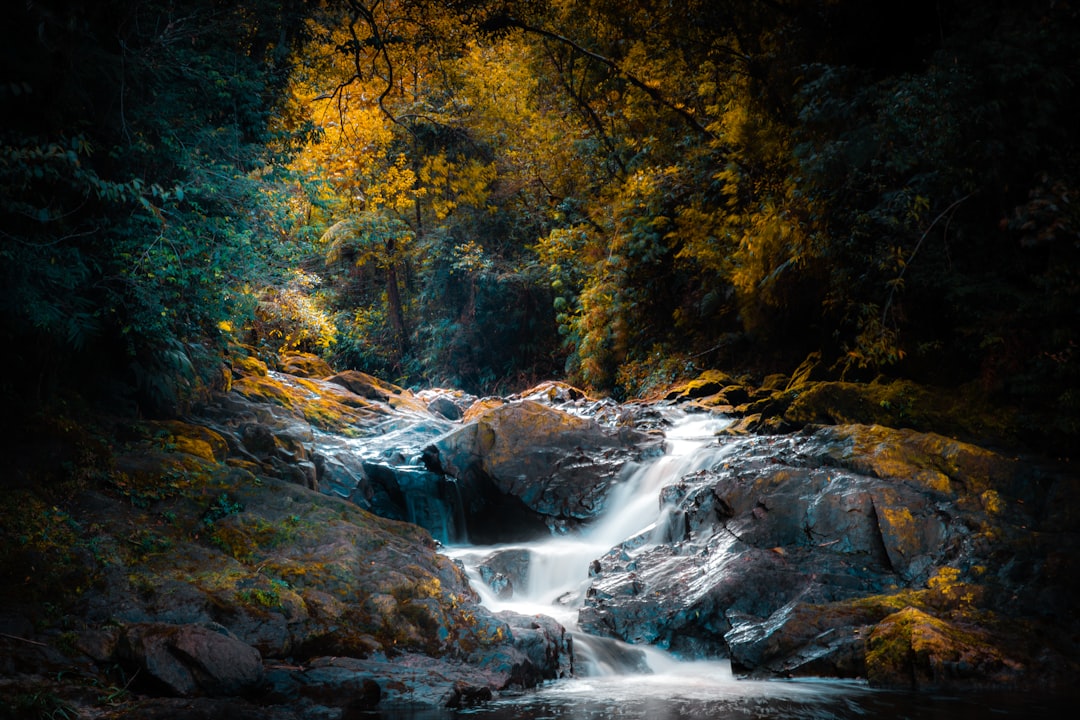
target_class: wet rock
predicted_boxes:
[327,370,430,413]
[663,370,740,401]
[232,355,269,378]
[94,696,307,719]
[146,420,230,462]
[264,638,566,711]
[782,380,1022,450]
[326,370,397,400]
[865,606,1023,690]
[495,611,574,684]
[423,400,663,536]
[513,380,588,406]
[427,394,464,420]
[462,396,506,421]
[577,423,1069,689]
[417,388,479,415]
[804,423,1021,498]
[725,600,872,678]
[477,548,531,599]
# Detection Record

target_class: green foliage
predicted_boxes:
[248,270,337,355]
[331,306,404,382]
[2,689,79,720]
[0,0,313,415]
[201,492,245,527]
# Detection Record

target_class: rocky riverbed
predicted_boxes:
[2,351,1077,717]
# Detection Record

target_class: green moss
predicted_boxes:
[865,606,1015,689]
[237,586,283,610]
[125,528,175,560]
[0,491,90,605]
[784,379,1023,450]
[208,514,292,563]
[109,449,221,507]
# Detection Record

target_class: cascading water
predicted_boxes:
[445,410,738,677]
[426,406,1055,719]
[435,411,914,720]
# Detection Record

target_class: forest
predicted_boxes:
[2,0,1078,445]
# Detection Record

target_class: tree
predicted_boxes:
[1,0,314,413]
[324,209,416,357]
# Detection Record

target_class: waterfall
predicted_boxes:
[446,410,735,677]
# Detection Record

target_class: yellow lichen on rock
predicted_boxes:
[664,369,739,401]
[824,424,1017,499]
[866,606,1019,689]
[462,398,505,422]
[233,355,269,378]
[150,420,229,463]
[280,352,334,378]
[980,489,1005,515]
[233,374,297,409]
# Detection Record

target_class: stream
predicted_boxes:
[394,411,1066,720]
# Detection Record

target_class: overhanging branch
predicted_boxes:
[488,15,715,141]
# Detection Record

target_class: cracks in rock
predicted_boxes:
[868,498,897,575]
[718,521,746,544]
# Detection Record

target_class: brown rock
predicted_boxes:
[121,622,263,696]
[866,607,1021,690]
[280,353,334,378]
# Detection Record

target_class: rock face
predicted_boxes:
[120,622,263,697]
[422,400,664,540]
[578,423,1078,689]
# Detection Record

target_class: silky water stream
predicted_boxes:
[401,412,1062,720]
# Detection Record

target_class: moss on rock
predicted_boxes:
[784,379,1022,449]
[866,606,1022,690]
[280,352,334,378]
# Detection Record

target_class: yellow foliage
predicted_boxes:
[367,154,421,214]
[927,566,962,595]
[419,152,497,220]
[250,270,336,355]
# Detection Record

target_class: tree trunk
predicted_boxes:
[385,262,410,357]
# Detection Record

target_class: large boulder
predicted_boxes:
[864,606,1021,690]
[279,352,334,378]
[327,370,430,414]
[120,622,263,697]
[422,400,663,539]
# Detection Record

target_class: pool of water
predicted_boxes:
[364,675,1073,720]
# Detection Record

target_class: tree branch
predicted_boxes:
[882,191,975,325]
[489,16,715,141]
[336,0,413,134]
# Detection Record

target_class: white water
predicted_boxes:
[445,410,740,679]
